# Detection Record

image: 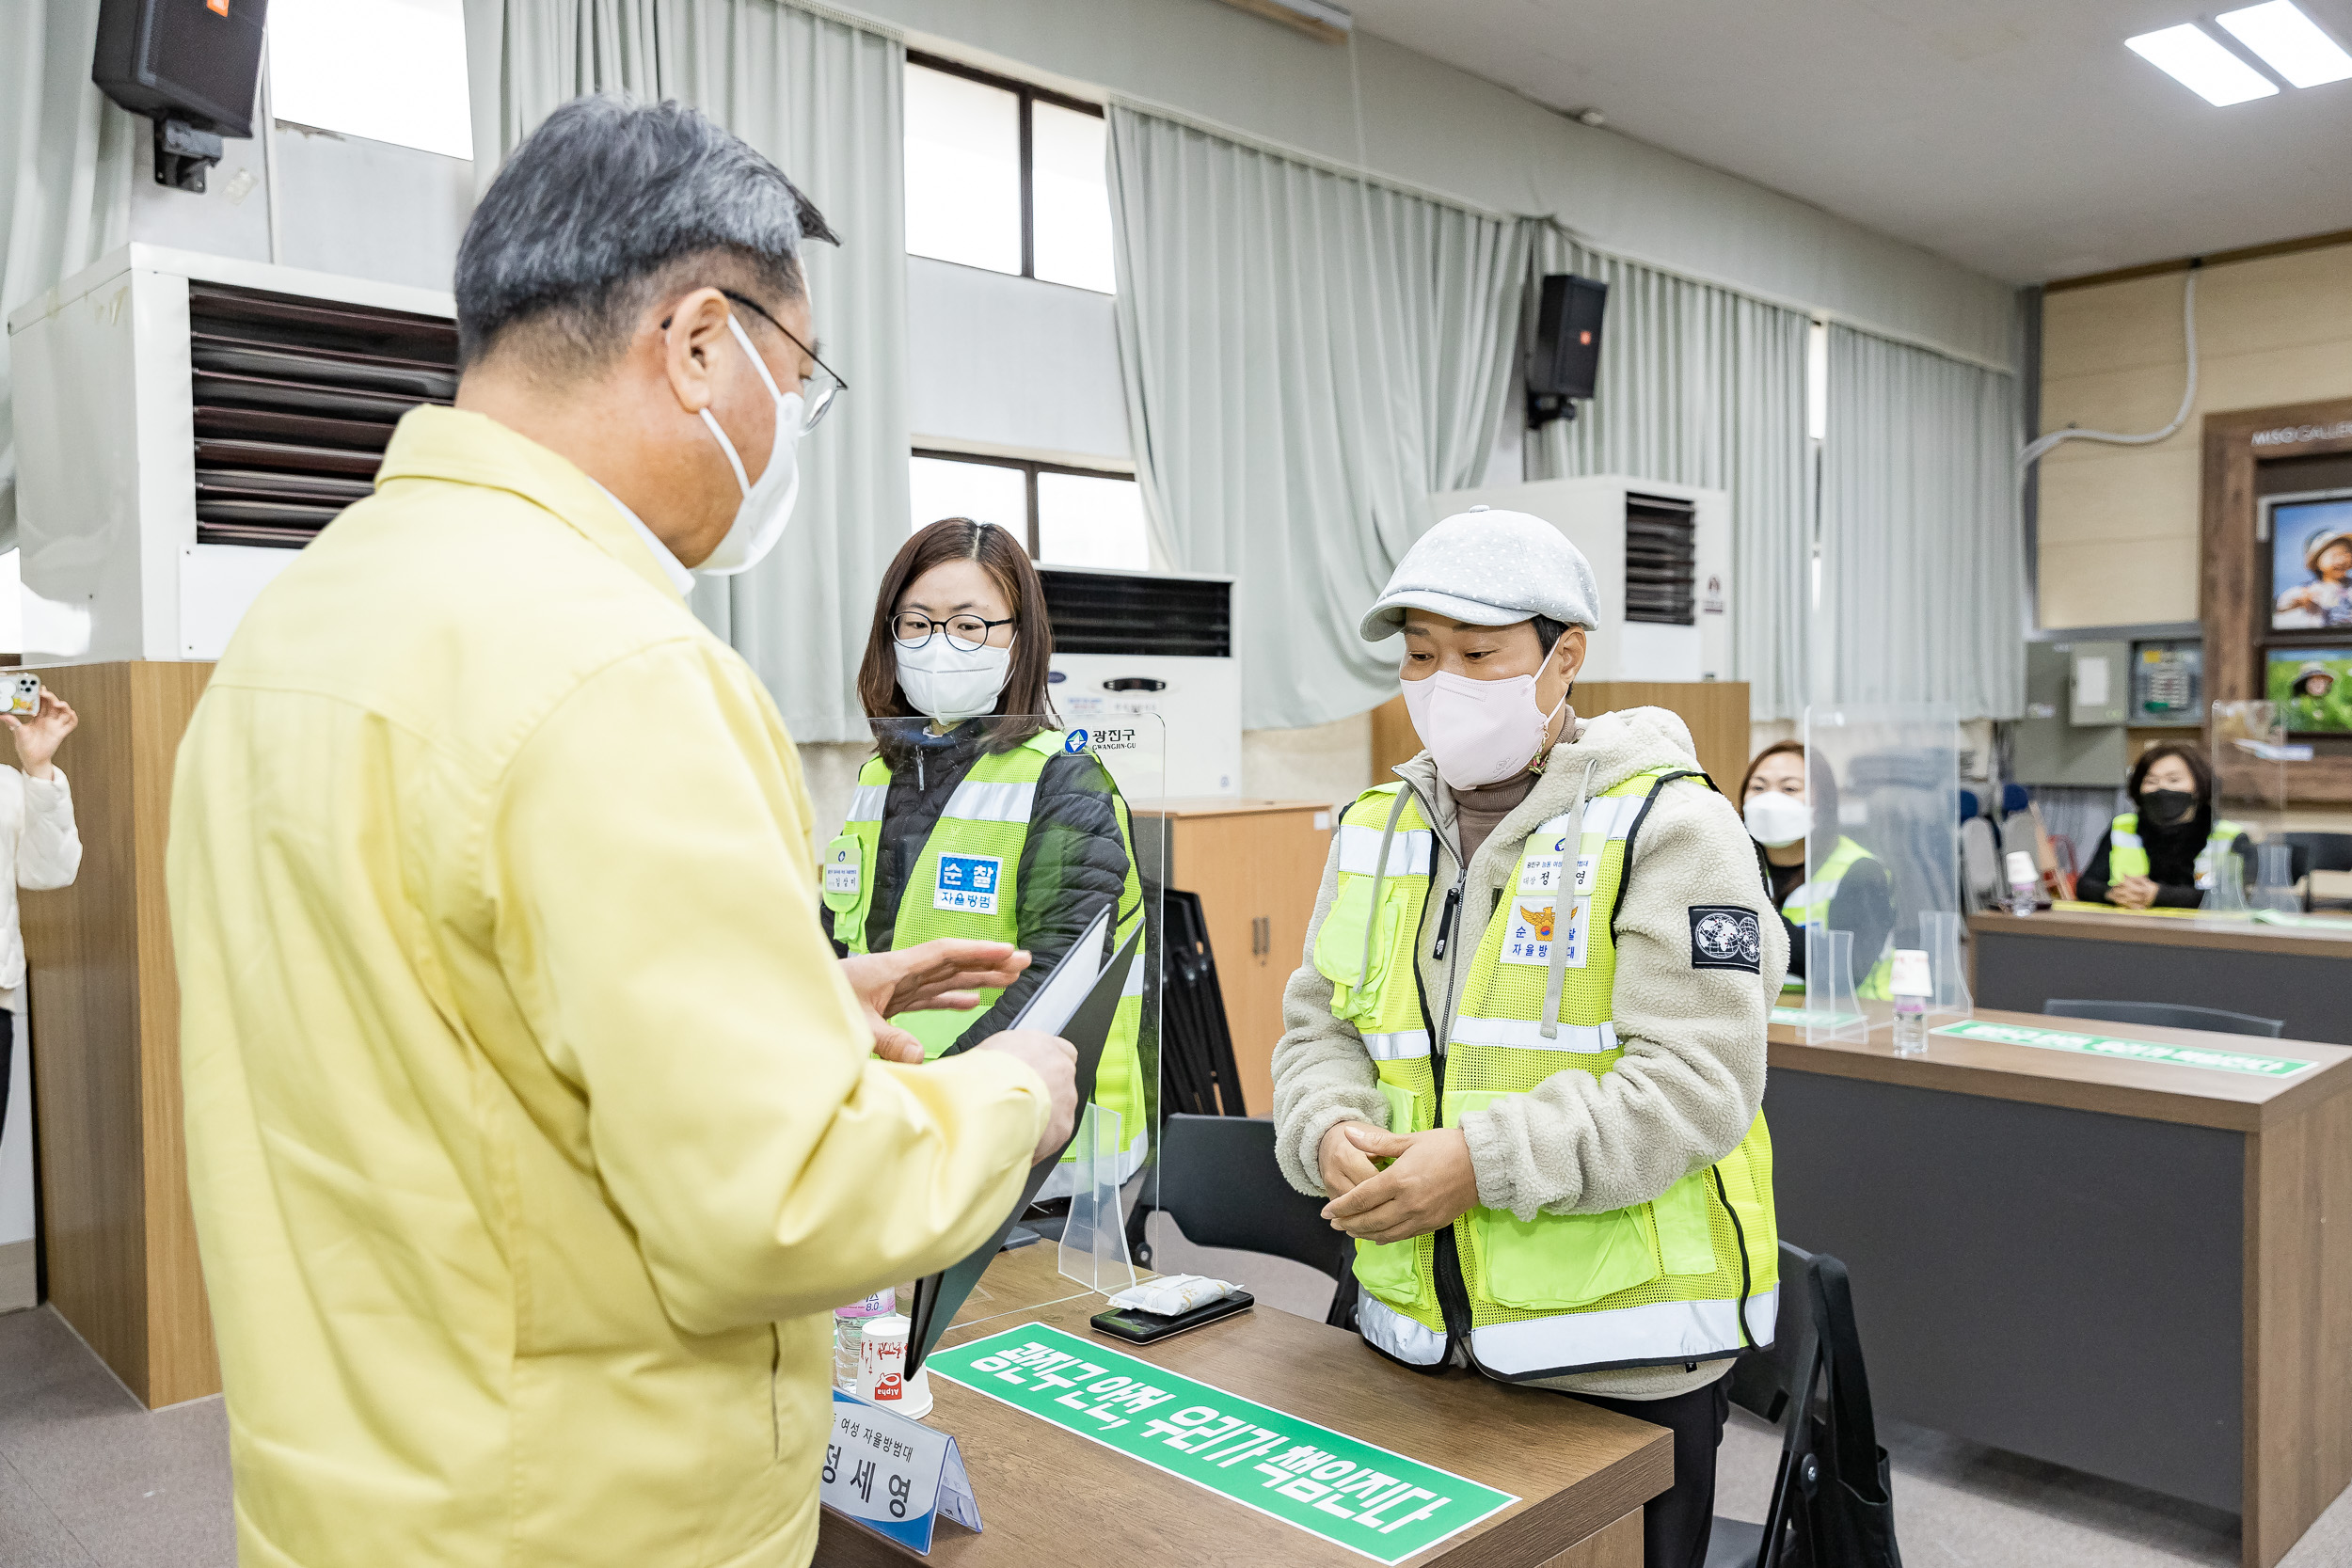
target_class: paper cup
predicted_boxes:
[857,1313,912,1407]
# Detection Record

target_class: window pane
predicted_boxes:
[1037,470,1147,569]
[911,455,1027,538]
[269,0,473,160]
[905,64,1022,276]
[1031,102,1114,293]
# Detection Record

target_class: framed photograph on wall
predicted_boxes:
[2265,491,2352,632]
[2266,648,2352,736]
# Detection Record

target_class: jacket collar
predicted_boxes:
[374,405,682,599]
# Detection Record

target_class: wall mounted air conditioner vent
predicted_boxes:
[1040,567,1231,658]
[189,283,457,548]
[1624,493,1696,626]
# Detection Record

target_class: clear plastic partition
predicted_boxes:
[1801,705,1968,1043]
[836,713,1163,1291]
[2211,699,2289,849]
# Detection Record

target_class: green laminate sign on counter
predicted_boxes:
[1772,1006,1866,1028]
[924,1323,1516,1563]
[1932,1019,2317,1078]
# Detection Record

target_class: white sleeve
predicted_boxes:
[17,768,82,891]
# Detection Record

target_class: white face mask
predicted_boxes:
[1743,792,1811,848]
[895,636,1013,726]
[693,315,804,577]
[1399,644,1570,791]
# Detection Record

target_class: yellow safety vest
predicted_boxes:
[826,727,1149,1173]
[2107,813,2248,891]
[1779,835,1893,1000]
[1315,768,1779,1379]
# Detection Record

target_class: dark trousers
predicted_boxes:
[0,1007,13,1152]
[1562,1374,1731,1568]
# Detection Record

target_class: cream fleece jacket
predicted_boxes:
[1272,707,1788,1400]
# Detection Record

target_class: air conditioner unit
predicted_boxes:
[6,244,456,663]
[1425,475,1732,683]
[1039,565,1238,800]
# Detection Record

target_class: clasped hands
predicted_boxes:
[1316,1120,1481,1246]
[838,939,1077,1164]
[2108,873,2161,910]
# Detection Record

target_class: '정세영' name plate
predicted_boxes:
[820,1389,981,1555]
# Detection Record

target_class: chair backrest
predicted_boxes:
[1727,1242,1817,1424]
[1156,1114,1351,1282]
[1959,817,2003,907]
[2283,832,2352,875]
[2042,997,2285,1038]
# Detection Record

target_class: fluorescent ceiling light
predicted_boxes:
[2217,1,2352,87]
[2126,22,2281,104]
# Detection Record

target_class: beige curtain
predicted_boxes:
[466,0,911,743]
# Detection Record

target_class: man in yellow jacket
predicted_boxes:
[167,97,1077,1568]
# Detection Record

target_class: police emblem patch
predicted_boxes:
[1688,905,1761,973]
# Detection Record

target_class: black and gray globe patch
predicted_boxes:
[1688,905,1762,973]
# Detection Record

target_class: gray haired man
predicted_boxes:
[168,96,1074,1568]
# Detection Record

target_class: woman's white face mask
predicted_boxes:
[1743,792,1811,848]
[895,636,1013,726]
[1400,640,1571,791]
[693,316,803,577]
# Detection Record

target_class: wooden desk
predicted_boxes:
[1766,1006,2352,1567]
[819,1246,1669,1567]
[1969,909,2352,1044]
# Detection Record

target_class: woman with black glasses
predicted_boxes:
[822,516,1149,1190]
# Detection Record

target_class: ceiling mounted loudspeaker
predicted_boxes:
[1217,0,1352,45]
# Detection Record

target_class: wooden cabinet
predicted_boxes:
[1133,800,1333,1117]
[1373,680,1751,794]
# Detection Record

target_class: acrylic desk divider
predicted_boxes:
[1057,1105,1135,1293]
[1804,928,1867,1044]
[1917,910,1973,1021]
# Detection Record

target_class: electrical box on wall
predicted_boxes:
[6,244,454,664]
[2013,640,2125,787]
[1422,475,1732,683]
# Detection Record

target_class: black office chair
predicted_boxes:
[1708,1245,1900,1568]
[2283,832,2352,910]
[2042,997,2284,1038]
[1128,1113,1357,1327]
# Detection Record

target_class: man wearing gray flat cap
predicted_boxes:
[1272,506,1786,1568]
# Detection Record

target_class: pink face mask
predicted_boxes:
[1400,646,1570,790]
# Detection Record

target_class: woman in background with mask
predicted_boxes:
[824,517,1149,1181]
[1740,740,1895,996]
[2077,743,2249,910]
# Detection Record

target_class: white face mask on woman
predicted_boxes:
[1743,792,1811,848]
[1400,641,1571,791]
[692,315,804,577]
[894,637,1013,726]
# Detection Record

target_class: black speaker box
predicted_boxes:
[93,0,268,137]
[1527,273,1608,427]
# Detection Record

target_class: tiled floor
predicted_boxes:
[7,1273,2352,1568]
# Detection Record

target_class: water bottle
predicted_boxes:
[1889,948,1931,1056]
[834,1289,895,1392]
[2005,850,2039,917]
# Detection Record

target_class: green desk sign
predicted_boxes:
[925,1323,1515,1563]
[1772,1006,1866,1028]
[1932,1019,2317,1078]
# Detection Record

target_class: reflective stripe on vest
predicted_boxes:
[1317,768,1780,1377]
[2107,813,2247,889]
[829,727,1149,1174]
[1779,835,1892,999]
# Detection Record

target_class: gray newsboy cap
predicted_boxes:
[1359,507,1601,641]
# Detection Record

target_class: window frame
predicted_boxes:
[904,50,1106,284]
[911,447,1139,562]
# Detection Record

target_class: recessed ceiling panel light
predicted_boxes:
[2126,22,2282,104]
[2217,1,2352,87]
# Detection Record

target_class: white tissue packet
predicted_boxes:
[1106,1275,1237,1318]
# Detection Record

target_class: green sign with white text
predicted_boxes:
[1772,1006,1866,1028]
[1932,1019,2316,1078]
[924,1323,1515,1564]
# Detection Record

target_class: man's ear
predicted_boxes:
[660,286,736,417]
[1555,625,1588,686]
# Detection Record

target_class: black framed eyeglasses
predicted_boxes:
[893,612,1014,652]
[719,289,848,434]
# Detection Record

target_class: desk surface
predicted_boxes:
[1770,1004,2352,1132]
[817,1247,1669,1568]
[1970,907,2352,956]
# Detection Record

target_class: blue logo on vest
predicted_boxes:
[1065,730,1089,753]
[933,853,1003,916]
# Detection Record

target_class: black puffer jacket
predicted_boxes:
[821,722,1135,1053]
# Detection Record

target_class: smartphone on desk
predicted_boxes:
[1090,1291,1255,1345]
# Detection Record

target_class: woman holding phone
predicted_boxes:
[823,518,1148,1185]
[0,689,81,1150]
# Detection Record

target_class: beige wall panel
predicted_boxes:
[2042,272,2197,381]
[2041,537,2200,629]
[2036,447,2200,547]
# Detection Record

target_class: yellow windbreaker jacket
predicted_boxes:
[167,406,1047,1568]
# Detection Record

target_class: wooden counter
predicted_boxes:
[1968,909,2352,1045]
[1767,1006,2352,1567]
[819,1245,1669,1568]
